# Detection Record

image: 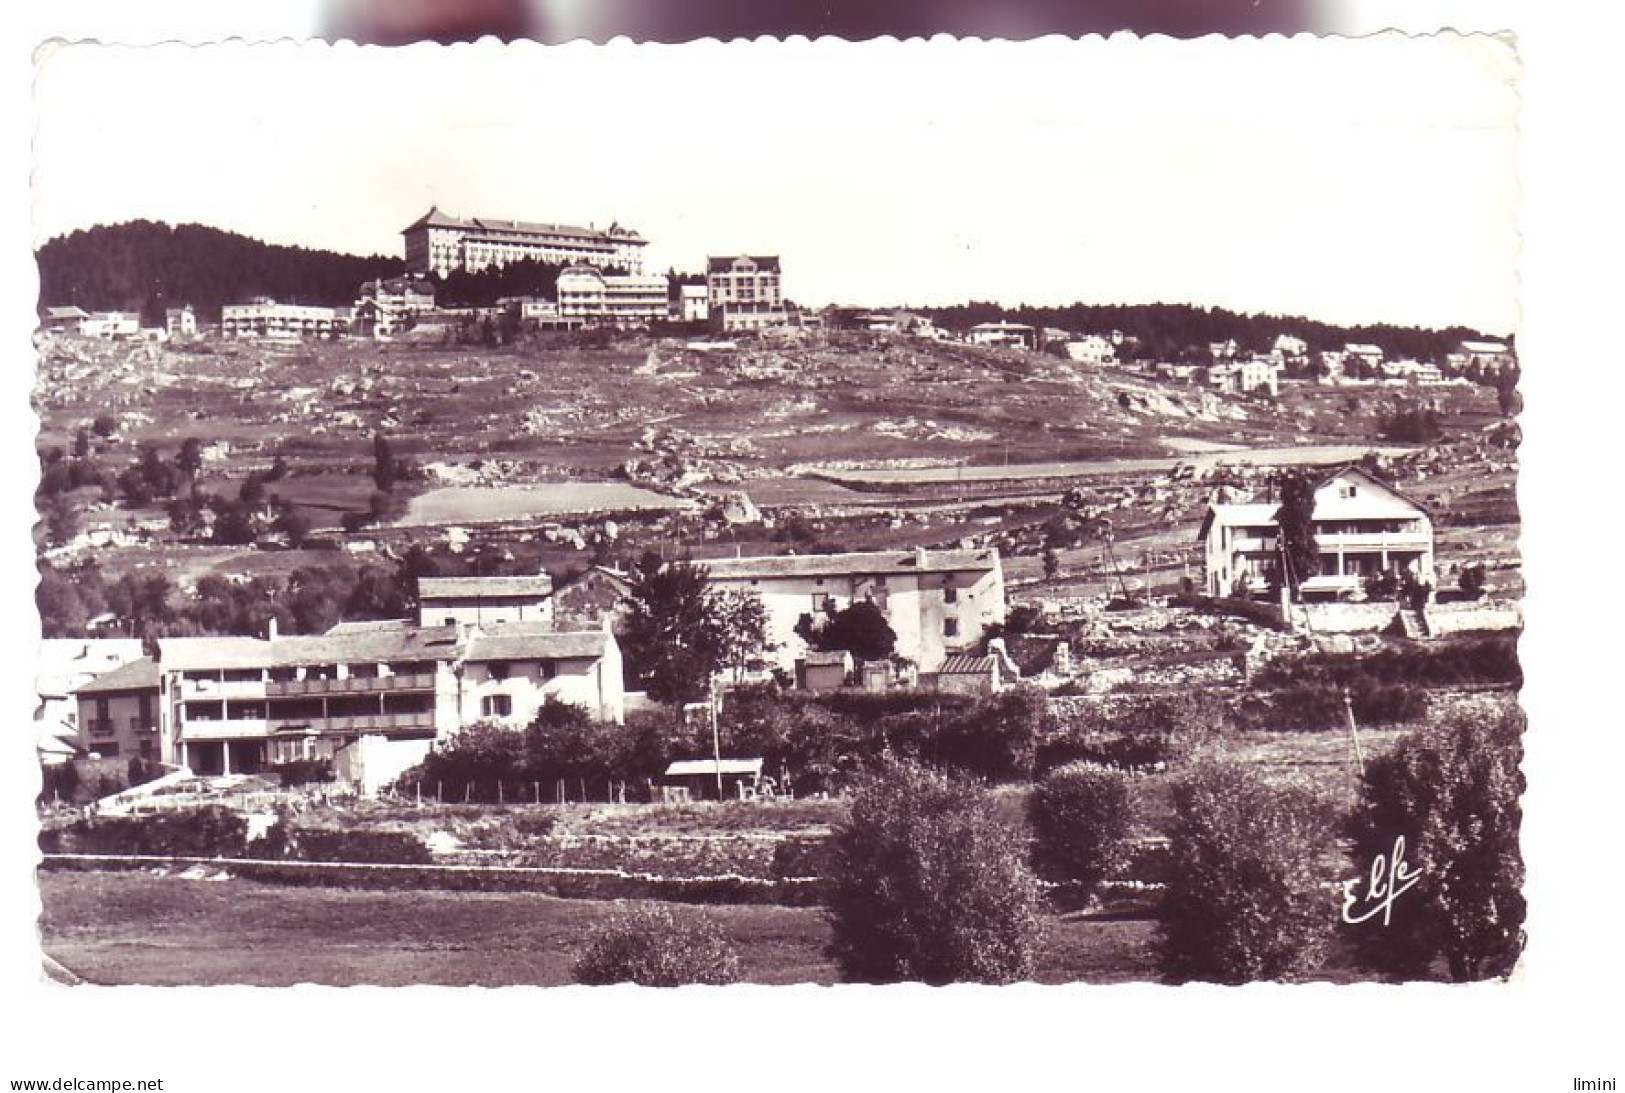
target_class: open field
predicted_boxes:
[38,869,1392,986]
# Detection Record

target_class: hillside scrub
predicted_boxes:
[1158,760,1340,984]
[825,760,1043,984]
[1344,707,1525,982]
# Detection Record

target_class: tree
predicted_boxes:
[825,759,1044,984]
[372,433,397,492]
[1274,470,1319,596]
[92,413,117,439]
[814,600,897,663]
[523,698,618,784]
[1159,760,1338,984]
[176,437,204,483]
[73,427,92,459]
[210,498,258,545]
[1345,707,1525,982]
[712,587,770,682]
[619,558,726,705]
[166,495,206,538]
[933,685,1050,781]
[1028,764,1135,901]
[573,904,742,987]
[1042,546,1061,581]
[41,493,78,547]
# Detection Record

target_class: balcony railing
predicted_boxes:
[1314,531,1432,550]
[264,673,436,698]
[129,718,157,735]
[87,719,116,737]
[267,711,437,733]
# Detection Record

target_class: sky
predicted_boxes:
[30,35,1519,332]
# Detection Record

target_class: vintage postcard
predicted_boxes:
[21,30,1526,1006]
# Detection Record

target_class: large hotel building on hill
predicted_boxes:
[402,207,648,277]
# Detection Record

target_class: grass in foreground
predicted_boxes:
[38,870,1383,987]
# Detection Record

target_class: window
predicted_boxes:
[943,584,959,604]
[482,695,513,718]
[488,662,510,681]
[944,618,960,638]
[541,661,557,681]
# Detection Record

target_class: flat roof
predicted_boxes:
[701,548,999,581]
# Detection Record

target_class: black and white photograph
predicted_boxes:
[6,12,1622,1090]
[20,32,1528,990]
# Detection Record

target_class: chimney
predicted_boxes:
[915,546,928,568]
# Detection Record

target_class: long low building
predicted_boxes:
[221,299,349,338]
[115,620,623,778]
[700,547,1006,673]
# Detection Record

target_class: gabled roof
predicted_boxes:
[701,548,1000,582]
[72,657,159,696]
[1460,339,1512,354]
[157,636,275,672]
[419,575,554,600]
[465,622,613,663]
[1344,343,1385,356]
[556,565,634,596]
[44,305,91,321]
[1197,465,1430,541]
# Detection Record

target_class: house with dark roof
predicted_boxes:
[72,657,161,761]
[1197,465,1435,599]
[700,547,1005,673]
[706,255,787,332]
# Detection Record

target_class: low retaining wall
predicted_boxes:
[39,853,826,907]
[1427,601,1522,635]
[1300,602,1398,634]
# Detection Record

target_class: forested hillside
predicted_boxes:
[36,221,400,322]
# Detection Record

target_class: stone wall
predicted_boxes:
[1427,600,1522,635]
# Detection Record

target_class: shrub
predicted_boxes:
[271,758,333,786]
[41,805,249,858]
[285,827,433,865]
[1159,762,1338,984]
[1345,707,1525,982]
[825,760,1044,984]
[933,686,1051,782]
[572,904,743,986]
[1027,765,1135,898]
[770,835,832,880]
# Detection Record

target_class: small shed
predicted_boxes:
[659,758,764,802]
[795,649,851,693]
[930,655,1004,696]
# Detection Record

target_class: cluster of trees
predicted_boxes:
[36,221,397,323]
[1378,402,1444,444]
[920,300,1494,366]
[793,599,898,664]
[429,258,571,308]
[35,557,415,639]
[617,556,770,704]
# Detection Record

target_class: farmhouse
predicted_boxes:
[36,638,147,763]
[1066,335,1116,365]
[700,547,1006,673]
[403,206,647,277]
[1198,465,1435,599]
[418,574,554,628]
[72,657,161,761]
[552,565,633,631]
[150,621,623,777]
[41,305,91,334]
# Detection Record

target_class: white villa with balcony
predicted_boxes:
[1198,465,1435,600]
[151,619,622,777]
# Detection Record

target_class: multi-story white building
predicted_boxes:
[699,547,1006,673]
[678,284,710,323]
[165,306,198,338]
[707,255,787,332]
[353,276,436,337]
[78,311,141,339]
[1198,465,1435,600]
[221,299,348,338]
[556,265,670,328]
[151,619,623,777]
[403,207,647,277]
[967,321,1036,350]
[1066,335,1117,365]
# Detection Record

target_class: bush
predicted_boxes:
[41,805,249,858]
[1039,694,1217,772]
[770,835,832,880]
[271,758,333,786]
[825,760,1044,984]
[1345,707,1525,981]
[933,686,1051,782]
[1027,765,1134,898]
[572,904,743,986]
[283,826,433,865]
[1159,762,1338,984]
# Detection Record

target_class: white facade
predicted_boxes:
[1199,466,1435,599]
[708,255,787,331]
[354,277,435,336]
[556,266,670,328]
[165,306,198,338]
[418,575,554,628]
[404,207,647,277]
[679,284,710,322]
[967,322,1035,349]
[221,300,347,338]
[1066,335,1116,365]
[79,312,141,339]
[700,548,1006,673]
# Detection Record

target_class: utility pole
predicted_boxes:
[710,677,724,801]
